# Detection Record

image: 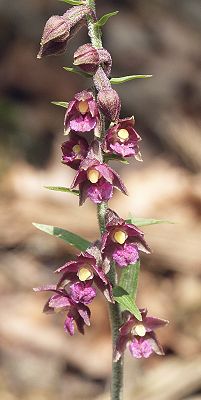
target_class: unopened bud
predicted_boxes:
[74,44,112,76]
[38,6,94,58]
[37,15,70,58]
[98,88,121,121]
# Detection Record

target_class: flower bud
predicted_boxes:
[97,88,121,121]
[38,6,94,58]
[74,44,112,76]
[37,15,70,58]
[74,44,99,73]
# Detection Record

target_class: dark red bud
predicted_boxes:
[74,44,99,73]
[98,88,121,121]
[74,44,112,76]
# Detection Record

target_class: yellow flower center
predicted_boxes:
[134,324,146,337]
[113,230,127,245]
[72,144,81,154]
[78,100,89,114]
[77,266,93,281]
[87,169,100,184]
[117,128,129,142]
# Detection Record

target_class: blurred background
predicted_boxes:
[0,0,201,399]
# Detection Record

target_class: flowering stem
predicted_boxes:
[86,1,123,398]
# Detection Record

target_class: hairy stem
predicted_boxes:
[86,1,123,399]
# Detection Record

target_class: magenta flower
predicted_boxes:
[33,284,91,335]
[101,209,150,267]
[71,157,127,205]
[103,117,142,159]
[69,281,96,305]
[61,134,89,170]
[114,309,169,361]
[55,250,113,303]
[64,90,100,135]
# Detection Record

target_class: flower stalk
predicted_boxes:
[34,1,169,400]
[87,1,124,395]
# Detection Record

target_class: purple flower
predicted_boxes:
[71,158,128,205]
[33,284,91,335]
[55,250,113,303]
[114,309,169,361]
[101,209,150,267]
[64,90,100,135]
[74,43,112,76]
[103,117,142,159]
[61,134,89,170]
[69,281,96,305]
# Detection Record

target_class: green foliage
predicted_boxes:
[113,286,142,321]
[44,186,79,195]
[51,102,69,108]
[127,216,173,227]
[119,261,140,301]
[59,0,83,5]
[63,67,91,78]
[103,153,129,164]
[95,11,119,28]
[110,75,152,84]
[33,223,90,251]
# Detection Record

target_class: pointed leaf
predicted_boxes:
[51,101,69,109]
[33,223,90,252]
[126,216,173,227]
[63,67,91,78]
[113,286,142,321]
[103,153,129,164]
[95,11,119,28]
[119,261,140,301]
[44,186,79,196]
[111,75,152,85]
[59,0,83,5]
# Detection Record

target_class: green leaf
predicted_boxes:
[51,101,69,108]
[126,216,173,227]
[33,223,90,252]
[59,0,83,5]
[119,261,140,301]
[113,286,142,321]
[110,75,152,85]
[63,67,91,78]
[95,11,119,27]
[103,153,129,164]
[44,186,79,196]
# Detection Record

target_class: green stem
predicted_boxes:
[108,264,123,400]
[86,1,123,398]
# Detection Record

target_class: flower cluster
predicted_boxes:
[34,248,113,335]
[35,1,169,363]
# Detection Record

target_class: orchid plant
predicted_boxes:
[34,1,169,399]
